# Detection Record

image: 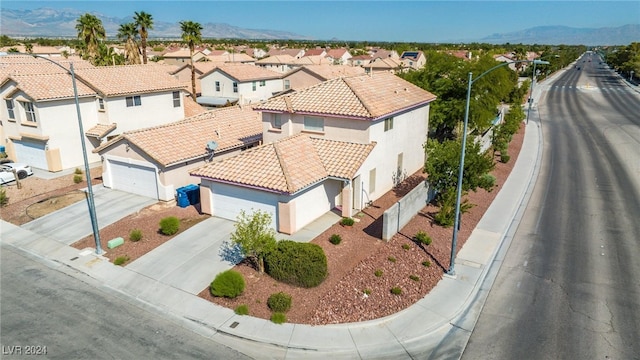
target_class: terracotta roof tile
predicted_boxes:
[86,123,117,138]
[191,134,375,194]
[204,63,282,82]
[182,94,207,117]
[3,73,97,101]
[74,64,186,96]
[95,105,262,167]
[255,72,436,120]
[255,55,296,65]
[298,65,365,80]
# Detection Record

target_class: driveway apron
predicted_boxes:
[22,186,157,245]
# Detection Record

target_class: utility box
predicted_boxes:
[107,237,124,249]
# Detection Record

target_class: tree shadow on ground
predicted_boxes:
[218,240,245,265]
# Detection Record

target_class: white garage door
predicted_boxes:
[14,140,47,169]
[211,183,277,229]
[108,160,158,199]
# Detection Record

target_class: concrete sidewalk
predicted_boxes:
[1,95,543,359]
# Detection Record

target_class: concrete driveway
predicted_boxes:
[126,216,238,295]
[22,185,157,245]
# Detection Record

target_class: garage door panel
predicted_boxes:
[14,141,47,169]
[109,160,158,199]
[211,184,277,228]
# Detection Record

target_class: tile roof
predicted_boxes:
[163,49,203,58]
[0,55,95,78]
[74,64,187,96]
[297,65,365,80]
[367,57,404,69]
[206,53,256,63]
[203,63,282,82]
[255,55,296,65]
[326,48,349,58]
[290,56,331,65]
[182,94,207,117]
[95,105,262,167]
[2,73,97,101]
[191,133,375,194]
[255,72,436,120]
[86,123,117,138]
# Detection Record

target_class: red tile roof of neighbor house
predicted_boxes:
[74,64,187,96]
[2,73,97,101]
[255,54,296,65]
[94,105,262,167]
[202,63,282,82]
[256,72,436,120]
[190,133,376,194]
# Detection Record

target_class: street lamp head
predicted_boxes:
[533,60,551,65]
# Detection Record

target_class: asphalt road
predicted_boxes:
[462,54,640,359]
[0,244,252,360]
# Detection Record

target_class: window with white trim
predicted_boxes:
[259,80,266,87]
[6,99,15,119]
[172,91,181,107]
[98,98,105,111]
[284,79,290,90]
[303,116,324,132]
[215,81,221,92]
[384,117,394,131]
[369,168,376,194]
[272,113,283,129]
[252,81,257,91]
[233,82,238,93]
[126,95,141,107]
[21,101,36,123]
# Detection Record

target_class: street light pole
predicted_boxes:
[446,58,549,276]
[526,61,539,125]
[9,54,103,254]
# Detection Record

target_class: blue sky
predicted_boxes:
[2,1,639,42]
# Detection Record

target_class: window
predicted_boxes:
[252,81,257,91]
[384,117,394,131]
[6,99,15,119]
[233,82,238,93]
[126,95,141,107]
[369,168,376,194]
[98,98,105,111]
[215,81,221,92]
[260,80,266,87]
[272,113,283,129]
[172,91,181,107]
[21,101,36,122]
[284,79,290,90]
[303,116,324,132]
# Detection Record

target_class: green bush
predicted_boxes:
[388,256,396,263]
[210,270,245,298]
[329,234,342,245]
[159,216,180,235]
[264,241,327,288]
[73,174,83,184]
[267,292,292,312]
[270,312,287,324]
[402,244,410,250]
[415,231,432,246]
[340,217,355,226]
[74,168,83,175]
[500,154,511,163]
[129,229,142,242]
[374,269,383,277]
[234,304,249,315]
[479,173,496,191]
[0,187,8,207]
[409,275,420,282]
[391,287,402,295]
[422,260,432,268]
[114,255,129,266]
[363,289,371,295]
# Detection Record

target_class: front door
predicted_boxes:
[352,175,361,211]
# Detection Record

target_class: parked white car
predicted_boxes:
[0,163,33,185]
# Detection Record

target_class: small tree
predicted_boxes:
[231,210,277,273]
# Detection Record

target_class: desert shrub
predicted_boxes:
[415,231,432,246]
[264,241,327,288]
[402,244,410,250]
[391,287,402,295]
[74,168,83,175]
[234,304,249,315]
[363,289,371,295]
[210,270,245,298]
[500,154,511,163]
[409,275,420,282]
[0,188,8,207]
[114,255,129,266]
[374,269,383,277]
[329,234,342,245]
[340,217,355,226]
[159,216,180,235]
[422,260,432,267]
[270,312,287,324]
[479,173,496,191]
[267,292,292,312]
[388,256,396,263]
[73,174,83,184]
[129,229,142,242]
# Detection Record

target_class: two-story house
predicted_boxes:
[0,57,189,172]
[255,55,297,74]
[281,64,365,91]
[191,72,436,234]
[400,51,426,70]
[162,48,207,65]
[326,48,352,65]
[198,64,282,107]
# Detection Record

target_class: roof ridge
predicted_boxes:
[273,139,295,193]
[342,76,375,117]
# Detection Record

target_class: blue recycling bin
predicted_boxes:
[184,184,200,205]
[176,188,189,208]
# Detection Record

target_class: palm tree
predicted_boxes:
[180,20,203,97]
[75,13,106,62]
[117,22,141,65]
[513,46,527,73]
[134,11,153,64]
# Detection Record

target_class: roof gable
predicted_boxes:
[74,64,185,96]
[204,64,282,82]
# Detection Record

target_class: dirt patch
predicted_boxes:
[25,190,87,219]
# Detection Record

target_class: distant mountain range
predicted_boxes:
[1,7,638,45]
